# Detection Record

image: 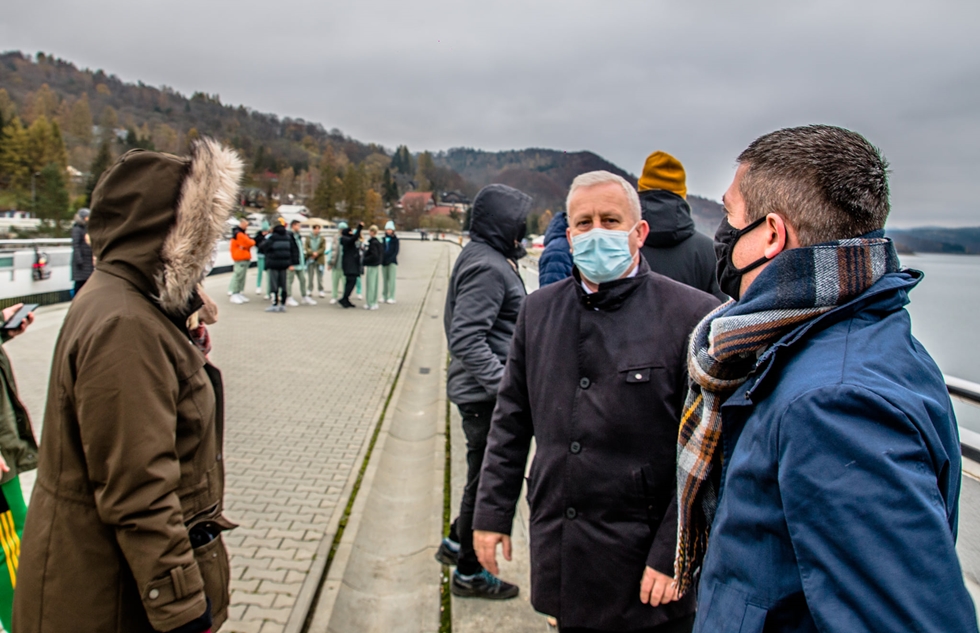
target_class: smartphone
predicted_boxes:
[3,304,38,330]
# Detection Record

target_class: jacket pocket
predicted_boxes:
[194,535,231,629]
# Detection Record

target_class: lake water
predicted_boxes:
[900,253,980,433]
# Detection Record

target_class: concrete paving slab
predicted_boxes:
[305,247,450,633]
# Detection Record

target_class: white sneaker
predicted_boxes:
[229,294,244,304]
[227,290,233,296]
[255,287,262,295]
[370,304,379,311]
[386,299,396,304]
[319,291,326,298]
[238,293,250,303]
[357,293,363,299]
[329,298,337,305]
[286,297,299,307]
[302,296,317,305]
[363,303,370,309]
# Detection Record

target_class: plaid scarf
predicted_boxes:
[673,233,900,594]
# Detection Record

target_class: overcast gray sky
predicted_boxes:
[3,0,978,226]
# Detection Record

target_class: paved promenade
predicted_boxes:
[3,236,978,632]
[5,240,449,633]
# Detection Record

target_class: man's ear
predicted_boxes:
[764,214,790,259]
[634,220,650,247]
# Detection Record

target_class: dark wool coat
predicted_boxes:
[340,226,363,276]
[639,189,726,301]
[15,142,242,633]
[70,220,94,282]
[259,225,298,270]
[474,258,719,630]
[693,272,977,633]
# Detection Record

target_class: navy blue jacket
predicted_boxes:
[694,271,977,633]
[537,212,572,287]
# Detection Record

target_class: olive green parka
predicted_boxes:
[14,139,243,633]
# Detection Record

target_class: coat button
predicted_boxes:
[149,588,160,600]
[579,377,591,389]
[216,453,222,461]
[565,507,577,519]
[569,441,581,454]
[635,373,643,380]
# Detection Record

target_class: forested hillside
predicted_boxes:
[0,49,733,238]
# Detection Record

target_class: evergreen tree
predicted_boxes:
[381,167,399,205]
[391,145,414,175]
[86,140,113,205]
[415,151,435,192]
[35,162,70,227]
[310,164,340,218]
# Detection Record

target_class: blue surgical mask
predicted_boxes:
[571,223,639,284]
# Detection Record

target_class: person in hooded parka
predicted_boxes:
[14,139,244,633]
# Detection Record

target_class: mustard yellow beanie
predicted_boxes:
[637,151,687,198]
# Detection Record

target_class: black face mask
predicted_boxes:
[714,216,770,300]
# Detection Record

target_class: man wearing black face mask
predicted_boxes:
[677,125,975,633]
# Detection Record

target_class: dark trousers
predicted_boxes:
[455,399,496,575]
[560,614,695,633]
[72,279,87,297]
[342,274,358,302]
[269,269,288,305]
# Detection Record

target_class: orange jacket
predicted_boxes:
[230,228,255,262]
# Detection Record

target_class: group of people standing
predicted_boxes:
[226,217,400,312]
[0,127,974,633]
[436,129,977,633]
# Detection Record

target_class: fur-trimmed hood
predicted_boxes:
[89,139,243,316]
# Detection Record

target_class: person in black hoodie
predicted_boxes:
[434,183,531,601]
[259,219,299,312]
[637,151,726,300]
[339,222,364,308]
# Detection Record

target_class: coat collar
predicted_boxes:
[572,256,650,312]
[734,269,923,404]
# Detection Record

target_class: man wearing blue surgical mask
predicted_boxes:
[472,171,719,632]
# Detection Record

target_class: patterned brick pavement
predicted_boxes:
[4,239,447,633]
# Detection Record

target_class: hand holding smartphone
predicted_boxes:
[3,303,38,334]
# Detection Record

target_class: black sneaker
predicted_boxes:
[435,537,460,566]
[451,569,519,600]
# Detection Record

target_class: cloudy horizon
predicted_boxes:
[2,0,978,227]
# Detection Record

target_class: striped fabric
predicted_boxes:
[0,493,18,590]
[673,234,900,594]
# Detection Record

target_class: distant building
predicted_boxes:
[399,191,434,211]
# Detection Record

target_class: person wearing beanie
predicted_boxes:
[637,151,726,300]
[305,223,328,298]
[362,225,383,310]
[339,221,364,308]
[254,219,271,297]
[328,221,347,304]
[382,220,399,303]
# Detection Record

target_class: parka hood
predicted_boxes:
[639,189,695,248]
[543,212,568,246]
[89,139,243,316]
[469,184,532,259]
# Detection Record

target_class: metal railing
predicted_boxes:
[946,375,980,463]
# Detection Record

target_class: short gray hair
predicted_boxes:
[566,170,641,222]
[738,125,890,246]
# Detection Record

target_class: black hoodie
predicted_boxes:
[639,189,726,300]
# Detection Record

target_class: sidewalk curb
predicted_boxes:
[283,250,445,633]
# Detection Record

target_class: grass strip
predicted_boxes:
[300,257,441,632]
[439,375,453,633]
